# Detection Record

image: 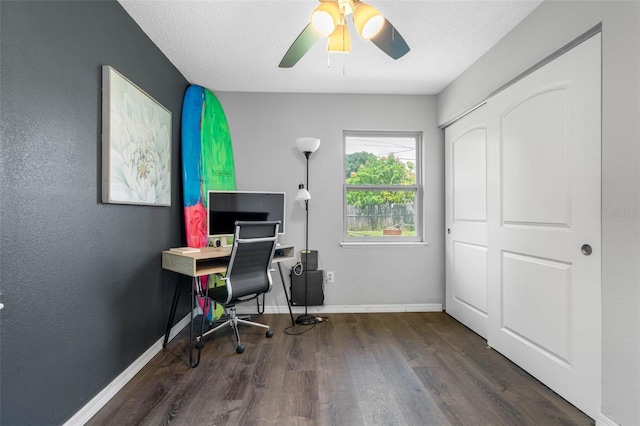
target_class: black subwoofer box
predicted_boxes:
[290,269,324,306]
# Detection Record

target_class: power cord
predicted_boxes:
[284,323,316,335]
[283,316,329,335]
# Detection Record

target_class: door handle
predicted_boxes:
[581,244,593,256]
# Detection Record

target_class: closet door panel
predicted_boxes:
[487,34,601,419]
[445,105,488,338]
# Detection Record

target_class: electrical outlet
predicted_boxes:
[326,271,335,283]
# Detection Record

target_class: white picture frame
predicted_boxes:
[101,65,171,206]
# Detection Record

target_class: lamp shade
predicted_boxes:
[328,23,351,52]
[353,3,384,39]
[296,137,321,153]
[310,2,341,37]
[296,184,311,201]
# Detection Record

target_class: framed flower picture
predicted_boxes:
[101,65,171,206]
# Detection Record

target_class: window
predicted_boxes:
[343,131,422,243]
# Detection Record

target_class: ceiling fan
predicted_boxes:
[279,0,410,68]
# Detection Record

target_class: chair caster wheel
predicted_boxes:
[266,330,274,338]
[236,345,245,354]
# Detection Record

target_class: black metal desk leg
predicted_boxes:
[189,277,207,368]
[163,275,182,348]
[277,263,295,326]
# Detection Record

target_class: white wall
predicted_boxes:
[216,92,444,310]
[438,1,640,424]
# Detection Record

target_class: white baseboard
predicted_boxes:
[63,314,191,426]
[237,303,443,315]
[64,304,442,425]
[596,413,621,426]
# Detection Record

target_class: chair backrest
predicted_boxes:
[224,221,280,303]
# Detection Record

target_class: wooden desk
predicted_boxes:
[161,244,296,361]
[162,244,295,277]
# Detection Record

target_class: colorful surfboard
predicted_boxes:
[181,85,235,320]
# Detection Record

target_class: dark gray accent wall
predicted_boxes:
[1,1,190,423]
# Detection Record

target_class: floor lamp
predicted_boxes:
[295,137,321,325]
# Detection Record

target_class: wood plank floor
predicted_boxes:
[88,312,594,426]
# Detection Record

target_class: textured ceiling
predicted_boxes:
[118,0,542,95]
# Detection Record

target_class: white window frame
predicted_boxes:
[342,130,423,244]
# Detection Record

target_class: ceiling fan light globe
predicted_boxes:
[310,2,341,37]
[327,24,351,52]
[311,12,335,36]
[361,14,384,39]
[353,3,384,39]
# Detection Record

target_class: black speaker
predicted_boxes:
[290,269,324,306]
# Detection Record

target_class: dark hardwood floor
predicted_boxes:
[88,312,594,426]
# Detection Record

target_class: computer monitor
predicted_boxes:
[207,190,286,238]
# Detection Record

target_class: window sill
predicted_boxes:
[340,241,429,248]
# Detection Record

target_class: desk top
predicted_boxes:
[162,244,295,277]
[166,246,232,259]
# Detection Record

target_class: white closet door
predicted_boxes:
[445,105,489,338]
[486,34,601,418]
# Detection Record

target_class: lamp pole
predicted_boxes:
[296,151,317,325]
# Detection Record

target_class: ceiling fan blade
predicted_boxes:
[279,24,321,68]
[370,18,410,60]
